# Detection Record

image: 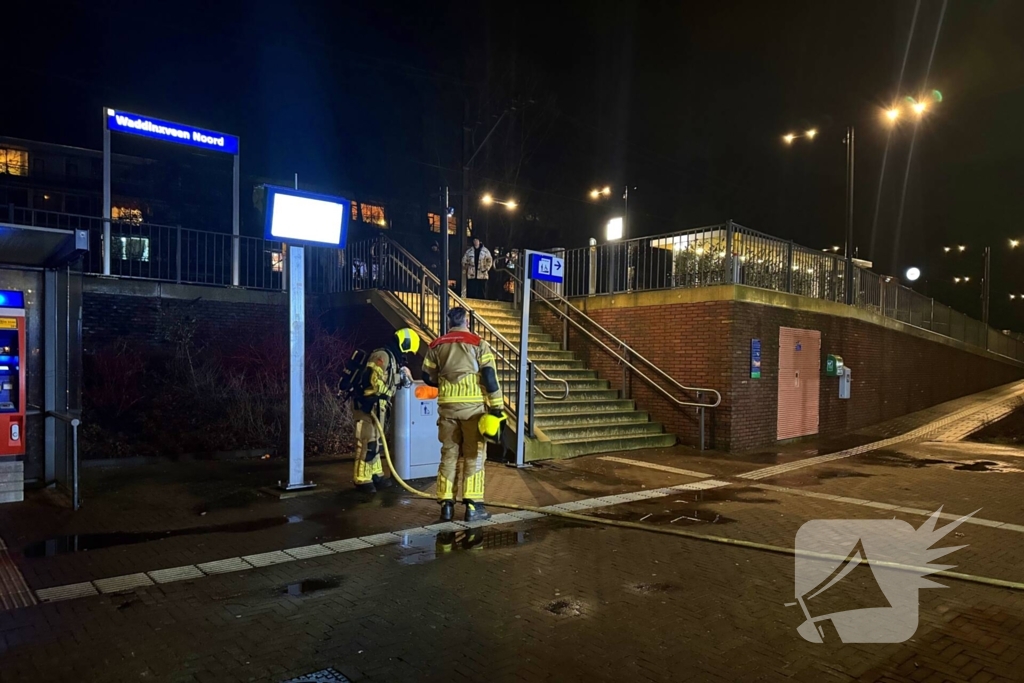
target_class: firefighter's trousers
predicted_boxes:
[353,402,387,485]
[436,403,486,502]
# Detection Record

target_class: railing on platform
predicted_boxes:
[7,207,1023,362]
[562,220,1024,362]
[324,235,569,439]
[507,266,721,450]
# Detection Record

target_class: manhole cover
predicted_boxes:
[281,668,352,683]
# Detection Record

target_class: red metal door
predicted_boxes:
[777,327,820,440]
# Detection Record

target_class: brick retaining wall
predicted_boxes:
[535,289,1024,452]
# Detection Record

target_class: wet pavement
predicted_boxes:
[1,381,1024,681]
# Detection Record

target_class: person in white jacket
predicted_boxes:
[462,238,493,299]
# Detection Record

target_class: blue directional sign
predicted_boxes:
[530,253,565,283]
[106,109,239,155]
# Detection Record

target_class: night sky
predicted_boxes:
[5,1,1024,325]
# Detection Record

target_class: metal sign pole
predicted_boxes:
[514,260,532,468]
[231,150,240,286]
[282,172,312,491]
[102,108,111,276]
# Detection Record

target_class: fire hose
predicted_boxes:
[367,413,1023,592]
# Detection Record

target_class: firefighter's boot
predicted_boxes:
[439,500,455,522]
[464,499,491,522]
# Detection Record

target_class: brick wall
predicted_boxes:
[534,294,1024,452]
[732,302,1022,450]
[82,290,394,355]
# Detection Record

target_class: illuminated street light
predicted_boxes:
[783,133,796,144]
[964,276,971,282]
[905,267,921,282]
[1011,294,1017,300]
[886,108,900,122]
[912,101,927,116]
[1011,239,1020,249]
[589,186,612,200]
[954,277,961,283]
[958,245,966,252]
[481,193,516,210]
[943,246,951,253]
[805,128,817,139]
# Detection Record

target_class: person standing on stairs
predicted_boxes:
[422,307,504,522]
[352,328,419,492]
[462,237,493,300]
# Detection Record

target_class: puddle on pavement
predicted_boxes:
[770,468,873,488]
[854,449,1023,474]
[626,581,677,595]
[397,529,528,565]
[585,485,780,527]
[21,515,306,558]
[283,577,341,596]
[545,597,586,617]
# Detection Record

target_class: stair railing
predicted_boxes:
[504,265,721,450]
[371,236,569,438]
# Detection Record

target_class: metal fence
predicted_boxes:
[8,207,1023,362]
[562,220,1024,362]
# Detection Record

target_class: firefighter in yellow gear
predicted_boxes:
[352,328,419,492]
[422,307,504,522]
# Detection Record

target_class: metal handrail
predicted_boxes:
[381,237,571,403]
[47,410,81,511]
[507,267,721,410]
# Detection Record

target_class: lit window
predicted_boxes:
[112,206,143,224]
[360,203,387,227]
[351,203,359,222]
[428,212,457,235]
[271,251,285,272]
[118,236,150,261]
[0,149,28,176]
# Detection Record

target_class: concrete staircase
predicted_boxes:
[461,298,676,460]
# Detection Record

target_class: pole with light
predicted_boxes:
[781,93,938,305]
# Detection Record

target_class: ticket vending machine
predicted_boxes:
[0,290,26,458]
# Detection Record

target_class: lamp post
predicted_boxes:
[782,94,939,305]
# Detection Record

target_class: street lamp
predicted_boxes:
[589,186,611,200]
[481,193,517,211]
[905,267,921,282]
[781,123,855,304]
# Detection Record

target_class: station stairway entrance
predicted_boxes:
[336,236,718,462]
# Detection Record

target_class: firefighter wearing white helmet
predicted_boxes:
[422,307,504,522]
[352,328,420,492]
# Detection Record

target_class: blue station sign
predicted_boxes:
[106,109,239,155]
[530,252,565,283]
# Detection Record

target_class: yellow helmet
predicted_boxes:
[478,411,507,444]
[395,328,420,355]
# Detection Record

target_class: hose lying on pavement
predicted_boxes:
[369,413,1024,593]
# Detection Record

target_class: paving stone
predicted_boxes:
[282,545,335,560]
[148,565,205,583]
[321,538,374,553]
[94,573,154,594]
[196,557,253,574]
[241,551,294,568]
[358,532,403,546]
[35,582,98,602]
